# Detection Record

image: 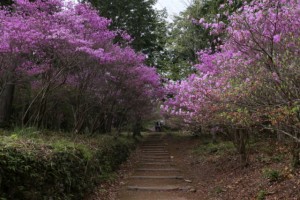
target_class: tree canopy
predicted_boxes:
[161,0,245,80]
[81,0,167,66]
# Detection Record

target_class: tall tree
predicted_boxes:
[81,0,167,66]
[161,0,244,80]
[0,0,14,127]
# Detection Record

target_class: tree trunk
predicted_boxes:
[239,131,247,167]
[105,113,113,133]
[277,130,283,141]
[0,83,15,128]
[292,141,300,168]
[132,117,142,138]
[36,96,48,128]
[211,130,217,144]
[234,129,249,167]
[291,129,300,168]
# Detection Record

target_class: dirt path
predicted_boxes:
[116,133,195,200]
[88,132,300,200]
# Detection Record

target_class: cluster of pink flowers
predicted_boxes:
[0,0,162,131]
[163,0,300,138]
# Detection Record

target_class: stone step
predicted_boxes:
[140,160,171,163]
[140,161,175,166]
[142,155,170,157]
[145,140,162,141]
[142,150,169,154]
[127,186,180,191]
[139,165,175,169]
[117,190,189,200]
[142,150,168,152]
[142,154,169,156]
[126,178,184,186]
[143,143,163,145]
[142,145,166,148]
[142,149,168,151]
[147,135,161,137]
[130,176,184,179]
[133,171,180,176]
[136,168,180,172]
[140,159,172,162]
[142,156,171,159]
[144,142,164,144]
[146,138,161,140]
[142,146,166,148]
[146,139,161,140]
[141,156,170,159]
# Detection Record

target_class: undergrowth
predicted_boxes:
[193,140,235,156]
[0,128,137,200]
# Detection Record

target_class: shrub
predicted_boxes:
[0,130,136,200]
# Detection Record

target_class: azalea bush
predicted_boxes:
[0,0,163,133]
[163,0,300,166]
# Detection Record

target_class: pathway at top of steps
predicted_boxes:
[117,132,195,200]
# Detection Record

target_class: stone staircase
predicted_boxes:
[117,133,193,200]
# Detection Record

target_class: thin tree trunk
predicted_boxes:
[0,82,15,128]
[233,128,249,167]
[292,141,300,168]
[211,127,217,144]
[292,131,300,168]
[133,117,142,138]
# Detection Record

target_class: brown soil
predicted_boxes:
[87,132,300,200]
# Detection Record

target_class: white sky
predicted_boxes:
[154,0,190,21]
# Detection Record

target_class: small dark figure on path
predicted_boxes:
[155,121,162,132]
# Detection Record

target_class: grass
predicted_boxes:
[256,190,267,200]
[193,140,235,156]
[262,168,281,182]
[0,127,125,150]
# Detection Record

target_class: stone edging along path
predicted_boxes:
[117,133,195,200]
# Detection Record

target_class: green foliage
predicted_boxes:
[259,145,275,155]
[256,190,266,200]
[256,155,271,163]
[271,154,284,163]
[82,0,167,66]
[193,141,235,155]
[0,130,136,200]
[160,1,210,79]
[0,0,13,6]
[262,168,281,182]
[161,0,245,80]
